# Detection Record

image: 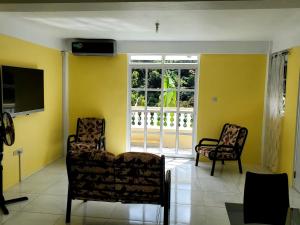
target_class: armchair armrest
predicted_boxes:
[197,138,219,146]
[67,134,76,147]
[67,135,76,144]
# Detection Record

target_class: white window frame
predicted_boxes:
[126,54,199,158]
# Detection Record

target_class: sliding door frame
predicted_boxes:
[126,54,199,158]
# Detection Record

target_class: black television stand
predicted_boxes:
[0,147,28,215]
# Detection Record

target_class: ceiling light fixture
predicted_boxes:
[155,22,159,33]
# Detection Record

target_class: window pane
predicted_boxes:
[178,135,193,155]
[147,91,160,107]
[131,69,145,88]
[146,111,161,129]
[148,69,162,89]
[163,112,176,131]
[147,133,160,153]
[131,91,145,107]
[179,92,194,108]
[131,111,145,128]
[181,69,195,89]
[178,112,193,131]
[163,132,176,154]
[163,91,177,109]
[131,111,145,152]
[131,131,144,151]
[165,55,198,64]
[164,69,178,88]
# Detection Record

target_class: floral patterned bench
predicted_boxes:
[66,150,171,225]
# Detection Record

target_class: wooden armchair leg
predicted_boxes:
[66,188,72,223]
[163,201,170,225]
[195,153,200,166]
[211,160,216,176]
[164,170,171,225]
[238,158,243,174]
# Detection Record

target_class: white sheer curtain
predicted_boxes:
[263,53,287,172]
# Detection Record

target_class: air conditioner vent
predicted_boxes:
[71,39,117,56]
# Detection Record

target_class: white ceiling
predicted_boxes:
[2,8,300,42]
[0,1,300,51]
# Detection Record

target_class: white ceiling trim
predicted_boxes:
[1,0,300,12]
[64,39,271,54]
[116,40,271,54]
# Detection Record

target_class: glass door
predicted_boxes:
[128,55,198,157]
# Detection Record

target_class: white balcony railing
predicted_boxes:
[131,107,193,131]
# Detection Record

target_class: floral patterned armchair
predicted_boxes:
[195,123,248,176]
[67,118,105,152]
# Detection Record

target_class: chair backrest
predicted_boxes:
[236,127,248,154]
[76,118,105,143]
[243,172,289,224]
[67,150,116,201]
[218,123,248,154]
[114,152,165,205]
[219,123,241,146]
[67,151,165,205]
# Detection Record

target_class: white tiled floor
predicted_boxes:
[1,157,300,225]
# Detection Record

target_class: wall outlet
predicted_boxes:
[13,148,23,156]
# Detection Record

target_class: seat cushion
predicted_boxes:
[196,145,237,160]
[209,150,237,160]
[196,145,216,157]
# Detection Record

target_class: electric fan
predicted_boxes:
[1,112,15,146]
[0,112,28,215]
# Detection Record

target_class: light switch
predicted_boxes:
[212,96,218,103]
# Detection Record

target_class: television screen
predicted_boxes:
[0,66,44,115]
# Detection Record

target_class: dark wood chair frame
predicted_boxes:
[67,118,106,152]
[195,123,248,176]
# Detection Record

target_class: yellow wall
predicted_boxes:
[0,34,63,190]
[279,47,300,184]
[198,54,267,164]
[68,54,127,155]
[69,54,267,165]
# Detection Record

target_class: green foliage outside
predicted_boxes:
[131,70,145,88]
[163,70,177,107]
[131,69,195,108]
[131,91,145,106]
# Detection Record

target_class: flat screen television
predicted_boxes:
[0,66,44,116]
